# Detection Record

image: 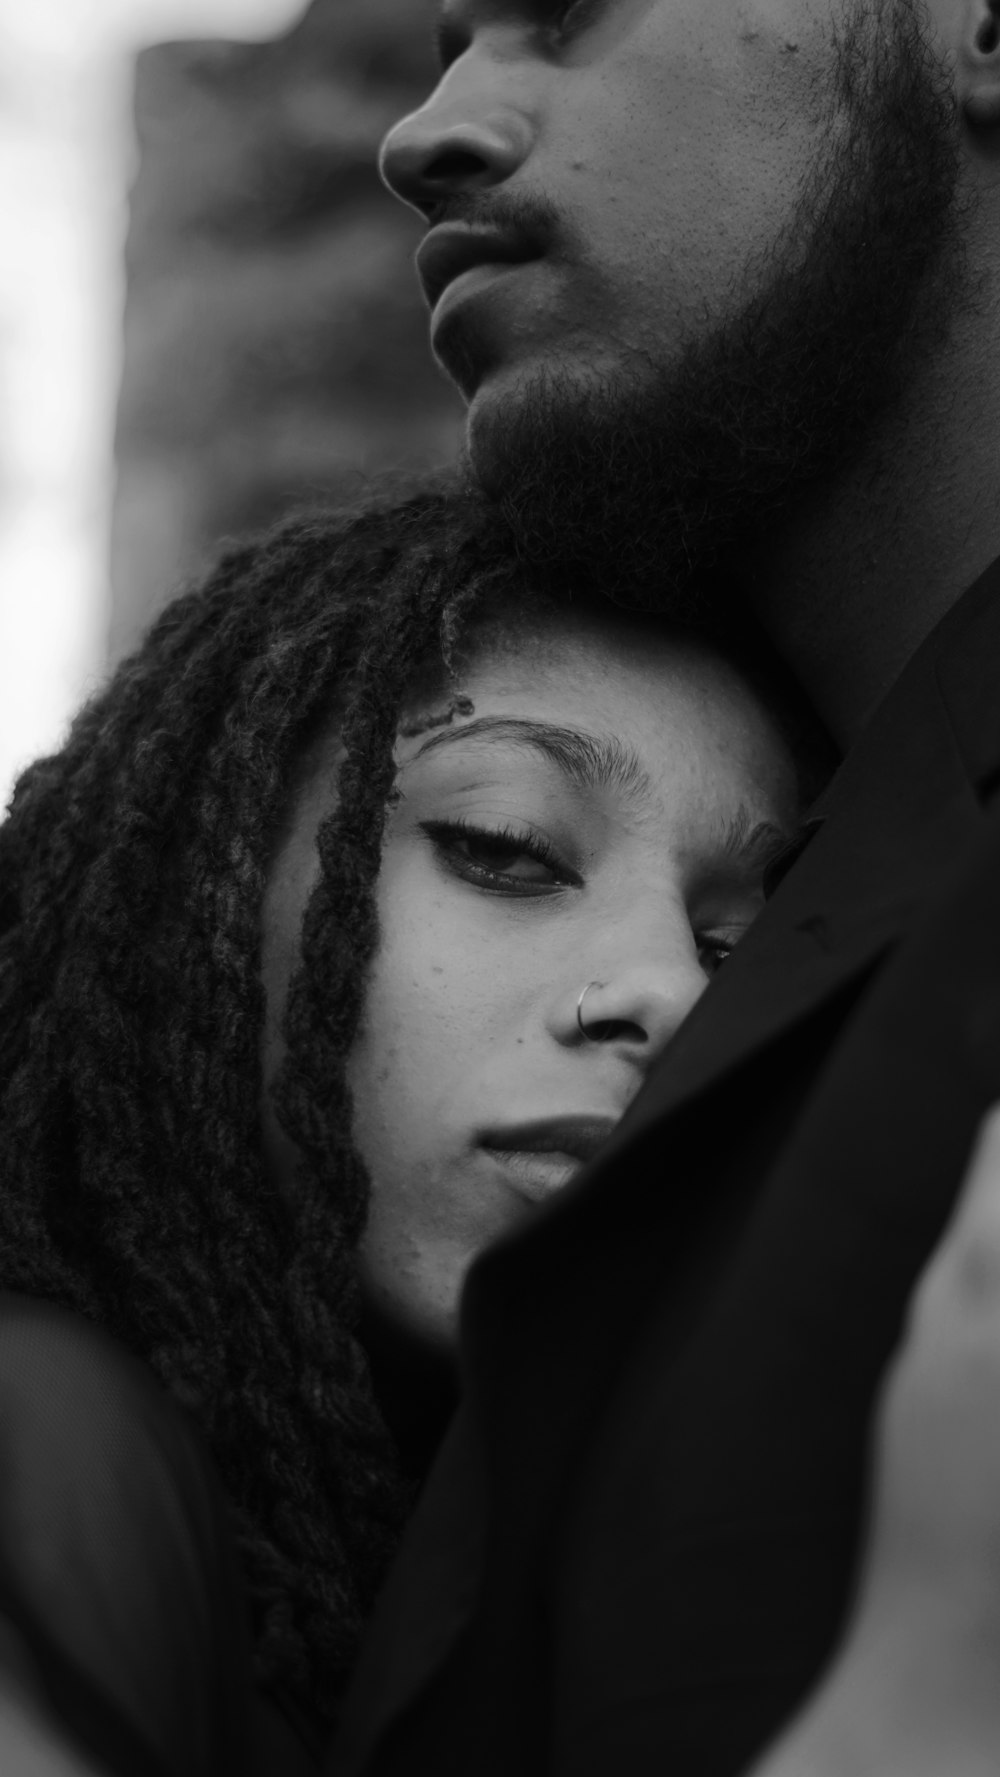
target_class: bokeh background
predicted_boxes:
[1,0,463,811]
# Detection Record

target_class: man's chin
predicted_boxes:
[461,354,608,500]
[456,356,711,615]
[461,377,519,499]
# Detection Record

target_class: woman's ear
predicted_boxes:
[960,0,1000,128]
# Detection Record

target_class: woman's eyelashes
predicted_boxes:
[542,0,602,49]
[420,818,581,897]
[695,932,737,977]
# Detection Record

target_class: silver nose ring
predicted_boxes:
[576,981,605,1042]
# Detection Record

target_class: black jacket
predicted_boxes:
[333,558,1000,1777]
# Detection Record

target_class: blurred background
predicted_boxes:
[0,0,463,811]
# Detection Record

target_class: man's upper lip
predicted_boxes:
[479,1116,619,1168]
[415,223,538,309]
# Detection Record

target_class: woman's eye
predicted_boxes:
[421,820,578,896]
[460,831,551,880]
[696,934,737,978]
[545,0,600,44]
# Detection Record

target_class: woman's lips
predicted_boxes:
[478,1116,619,1204]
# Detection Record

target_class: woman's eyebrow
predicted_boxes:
[411,715,653,800]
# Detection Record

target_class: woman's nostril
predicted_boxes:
[592,1019,645,1045]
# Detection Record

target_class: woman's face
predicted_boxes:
[260,604,799,1358]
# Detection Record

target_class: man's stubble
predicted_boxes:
[465,1,970,628]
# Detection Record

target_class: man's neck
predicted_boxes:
[749,265,1000,752]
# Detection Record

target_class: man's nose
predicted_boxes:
[379,79,533,219]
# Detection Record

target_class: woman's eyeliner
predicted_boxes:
[421,818,579,895]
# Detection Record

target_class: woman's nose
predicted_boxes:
[379,79,533,219]
[570,960,708,1064]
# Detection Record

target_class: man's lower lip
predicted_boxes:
[429,260,530,334]
[482,1147,580,1204]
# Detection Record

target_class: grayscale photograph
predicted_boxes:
[1,2,999,1773]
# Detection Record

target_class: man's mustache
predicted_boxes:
[425,186,562,253]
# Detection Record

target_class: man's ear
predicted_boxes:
[960,1,1000,128]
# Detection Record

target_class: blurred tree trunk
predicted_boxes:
[111,0,462,660]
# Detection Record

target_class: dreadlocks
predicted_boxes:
[0,474,530,1724]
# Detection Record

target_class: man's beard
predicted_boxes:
[465,1,969,622]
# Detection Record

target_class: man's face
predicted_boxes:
[383,0,842,414]
[380,1,964,610]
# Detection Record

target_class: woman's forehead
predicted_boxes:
[404,607,778,760]
[397,622,799,825]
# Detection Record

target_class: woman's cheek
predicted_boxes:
[349,927,470,1129]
